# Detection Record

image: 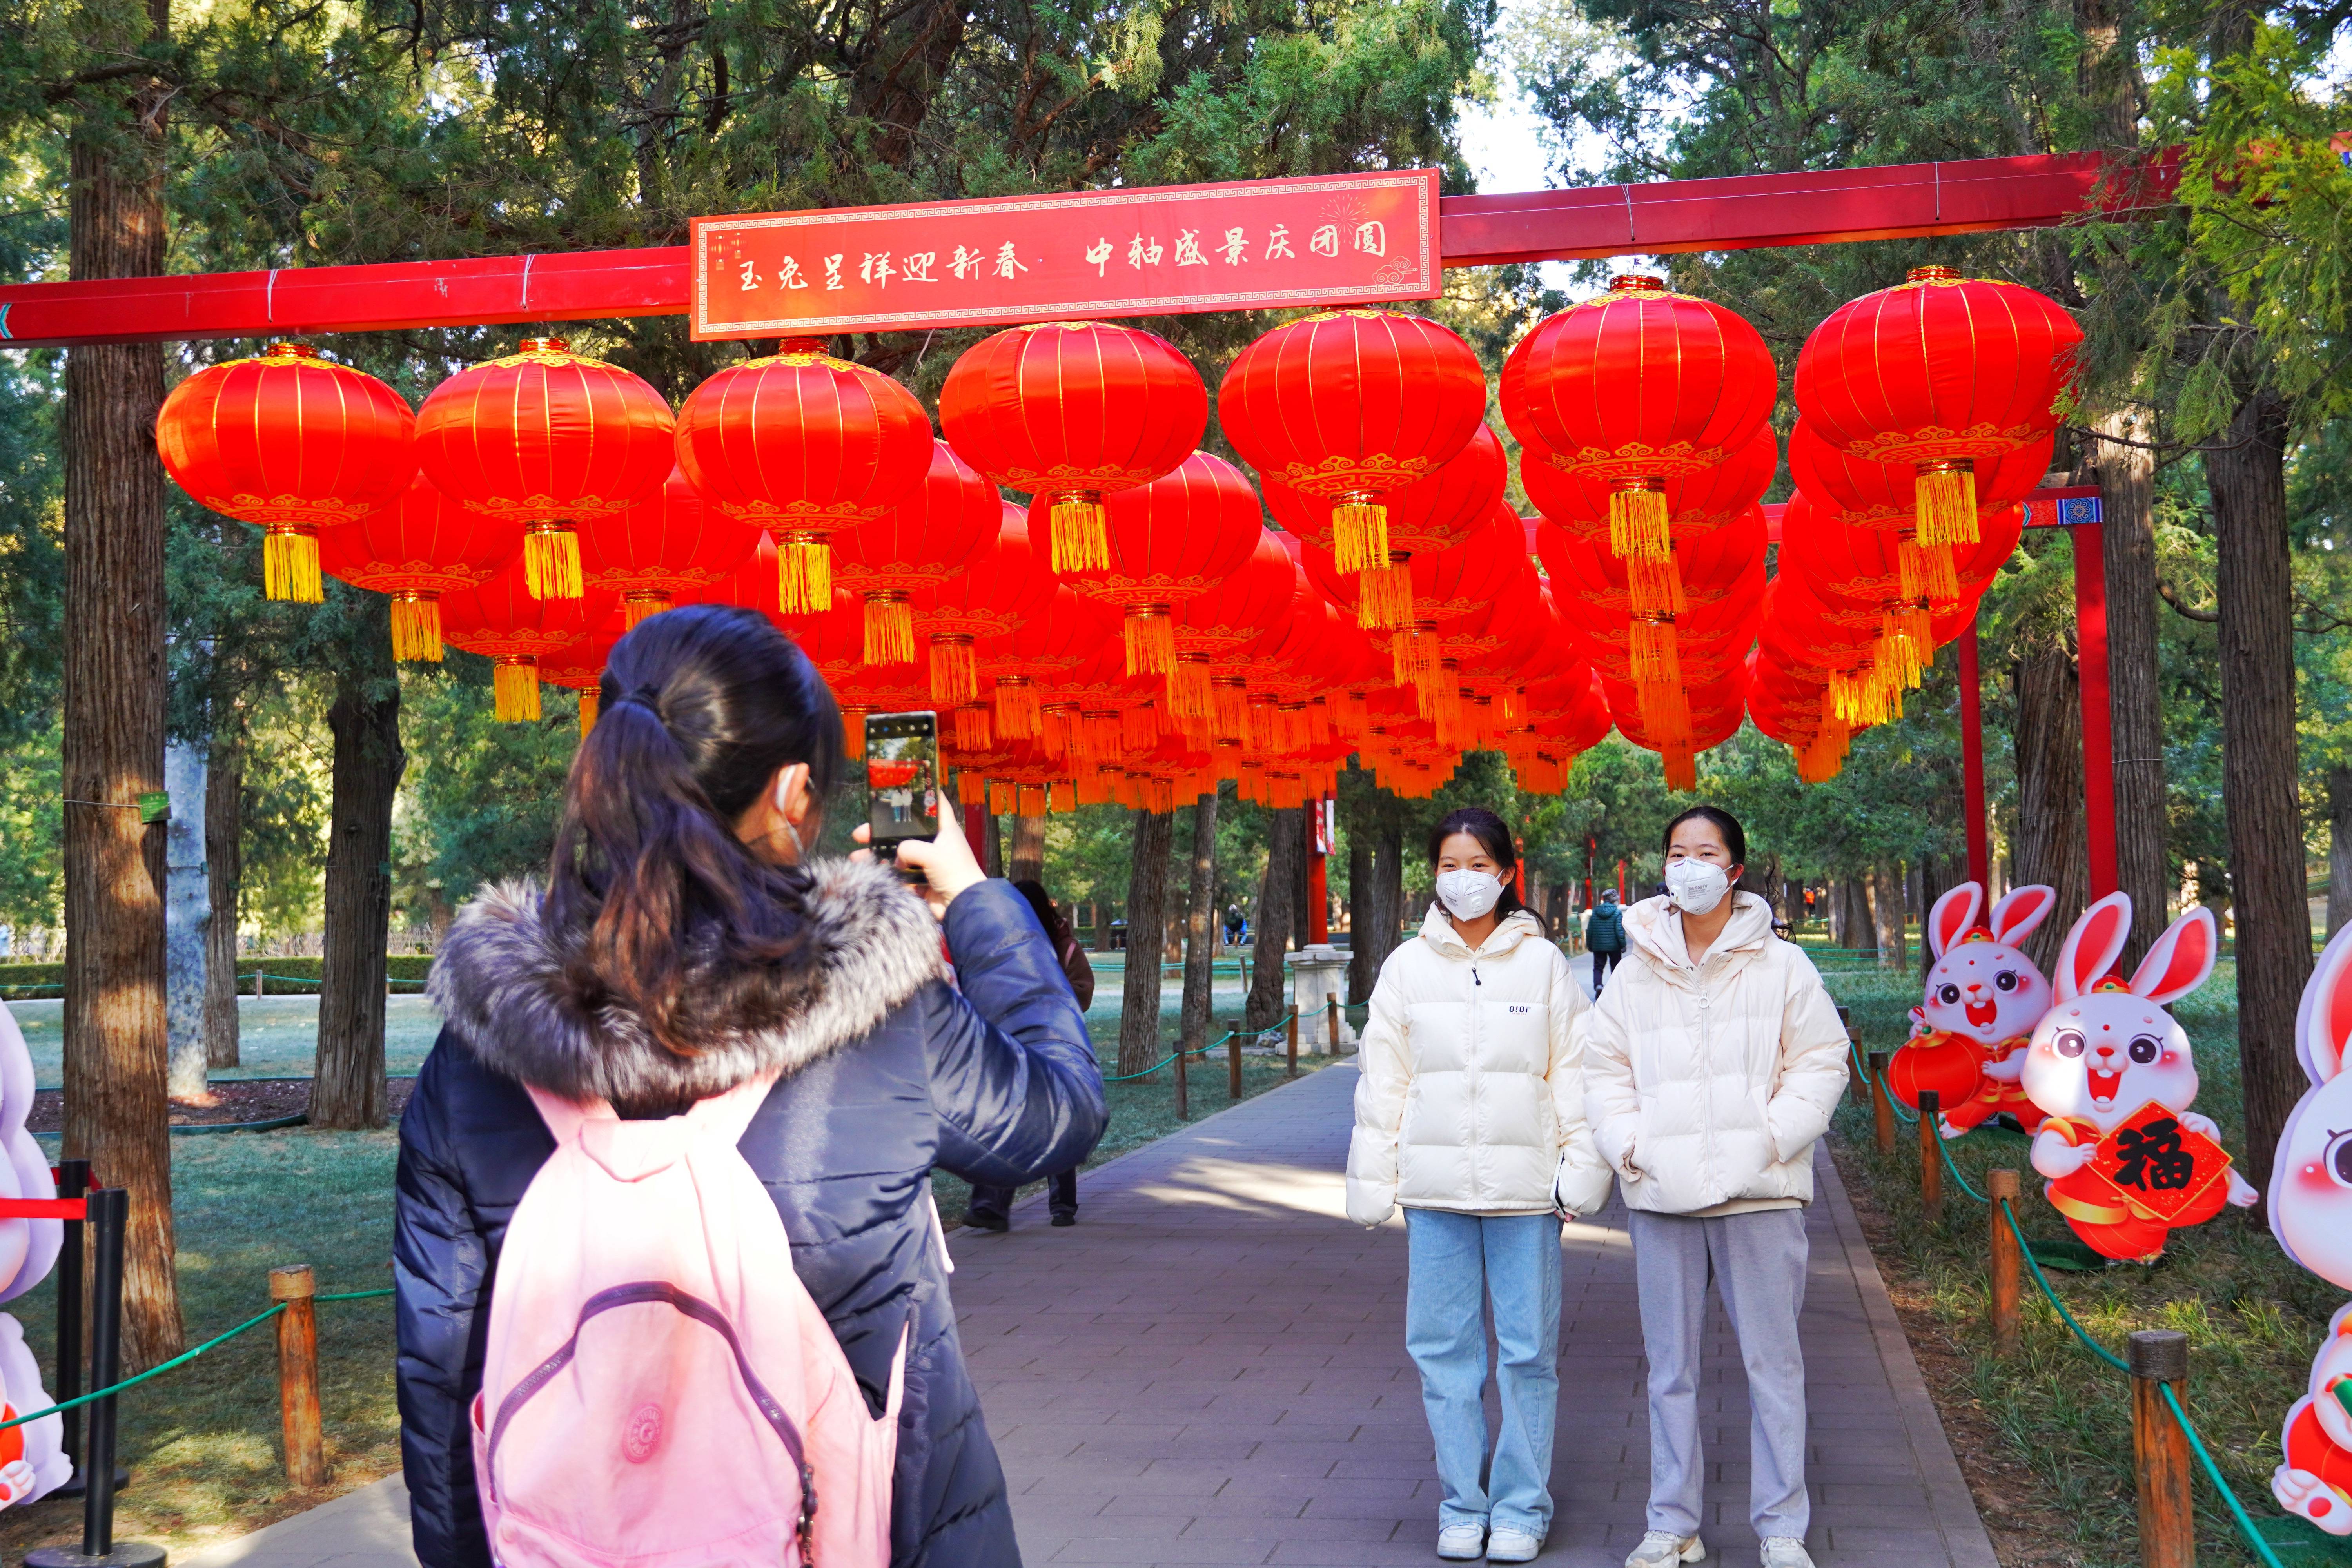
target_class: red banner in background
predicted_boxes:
[690,170,1442,340]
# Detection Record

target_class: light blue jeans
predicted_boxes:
[1403,1207,1562,1537]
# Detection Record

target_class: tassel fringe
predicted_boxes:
[1662,750,1698,791]
[263,526,324,603]
[1915,464,1980,547]
[577,688,599,737]
[956,706,993,750]
[778,534,833,615]
[994,678,1042,740]
[1124,608,1176,676]
[864,595,916,664]
[1049,495,1111,574]
[493,659,542,723]
[929,636,979,705]
[390,595,445,662]
[1358,559,1415,630]
[841,709,866,757]
[622,593,672,630]
[1608,482,1671,563]
[1625,551,1687,617]
[1391,624,1441,691]
[1332,494,1392,576]
[523,524,584,600]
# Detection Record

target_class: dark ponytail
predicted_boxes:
[1426,806,1526,920]
[543,604,844,1061]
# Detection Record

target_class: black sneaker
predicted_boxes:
[965,1212,1009,1233]
[1050,1213,1076,1227]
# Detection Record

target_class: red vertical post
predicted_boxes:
[1307,797,1330,945]
[963,800,987,866]
[1959,617,1991,890]
[2074,521,2118,900]
[1616,860,1626,901]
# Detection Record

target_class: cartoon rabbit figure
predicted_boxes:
[2021,892,2258,1263]
[2267,920,2352,1534]
[1893,883,2057,1137]
[0,1314,68,1507]
[0,1003,60,1303]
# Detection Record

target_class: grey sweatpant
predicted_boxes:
[1627,1206,1811,1541]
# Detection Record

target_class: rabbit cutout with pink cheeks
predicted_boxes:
[2022,893,2258,1262]
[0,1314,66,1508]
[2265,920,2352,1532]
[0,1005,58,1303]
[1906,884,2057,1138]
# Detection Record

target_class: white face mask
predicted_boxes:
[1664,859,1731,916]
[1435,868,1505,922]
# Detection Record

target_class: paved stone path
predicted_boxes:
[176,1061,1992,1568]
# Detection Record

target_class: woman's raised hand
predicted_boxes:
[853,820,987,918]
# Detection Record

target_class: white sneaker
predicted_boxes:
[1758,1539,1815,1568]
[1437,1523,1486,1561]
[1488,1526,1543,1563]
[1626,1532,1707,1568]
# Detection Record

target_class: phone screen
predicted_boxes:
[865,711,940,847]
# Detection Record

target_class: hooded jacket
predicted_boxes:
[1581,892,1849,1216]
[1344,905,1608,1226]
[1584,897,1626,953]
[394,859,1106,1568]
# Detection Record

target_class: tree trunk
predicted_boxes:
[2329,769,2352,939]
[1873,861,1908,969]
[2092,409,2169,966]
[2209,385,2310,1191]
[1179,792,1219,1062]
[1840,877,1875,954]
[1116,809,1174,1075]
[1007,812,1045,886]
[62,54,182,1365]
[1919,854,1956,979]
[1347,818,1376,1004]
[204,743,241,1068]
[163,740,210,1103]
[1244,807,1300,1031]
[2013,645,2089,978]
[312,613,404,1131]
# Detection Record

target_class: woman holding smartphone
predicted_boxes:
[395,605,1105,1568]
[1582,806,1849,1568]
[1346,806,1609,1565]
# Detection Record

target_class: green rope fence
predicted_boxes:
[1098,1017,1298,1082]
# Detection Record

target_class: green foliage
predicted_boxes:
[391,659,584,916]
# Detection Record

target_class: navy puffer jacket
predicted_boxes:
[394,858,1106,1568]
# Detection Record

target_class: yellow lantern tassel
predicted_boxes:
[1041,706,1076,760]
[1391,624,1441,690]
[1331,689,1368,736]
[1049,493,1111,574]
[1662,750,1698,792]
[1306,699,1332,746]
[1123,704,1158,751]
[864,594,916,664]
[622,593,672,630]
[1896,538,1962,605]
[842,708,867,757]
[777,533,832,615]
[577,687,599,737]
[493,659,542,723]
[988,780,1015,816]
[994,677,1041,740]
[1124,607,1176,676]
[1625,551,1687,617]
[1214,679,1250,744]
[1018,784,1045,817]
[1357,557,1416,630]
[523,524,584,600]
[957,769,985,807]
[1915,462,1980,547]
[1431,684,1466,746]
[956,706,993,751]
[1169,657,1214,723]
[1608,481,1671,563]
[1049,780,1076,813]
[1641,683,1693,750]
[1627,617,1681,689]
[1331,493,1392,577]
[929,635,978,705]
[263,526,324,604]
[390,595,445,662]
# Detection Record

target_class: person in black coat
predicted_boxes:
[965,879,1094,1232]
[394,604,1106,1568]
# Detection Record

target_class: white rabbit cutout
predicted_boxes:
[2269,921,2352,1533]
[1912,882,2056,1138]
[0,1313,66,1508]
[0,1004,59,1303]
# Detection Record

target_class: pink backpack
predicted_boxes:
[470,1075,906,1568]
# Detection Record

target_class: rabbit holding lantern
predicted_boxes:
[2268,922,2352,1534]
[1895,882,2057,1137]
[2020,893,2257,1264]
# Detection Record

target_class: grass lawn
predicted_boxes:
[1820,962,2350,1568]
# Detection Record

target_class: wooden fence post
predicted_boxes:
[1987,1169,2020,1354]
[1287,1008,1299,1078]
[1868,1050,1895,1154]
[1326,992,1340,1056]
[272,1265,327,1489]
[1172,1032,1189,1121]
[2129,1329,2195,1568]
[1917,1089,1942,1221]
[1228,1025,1242,1101]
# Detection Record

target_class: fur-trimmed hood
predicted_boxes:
[427,855,945,1106]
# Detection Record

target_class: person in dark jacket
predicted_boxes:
[1584,887,1628,994]
[394,605,1106,1568]
[966,879,1095,1232]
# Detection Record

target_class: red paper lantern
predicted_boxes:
[1264,423,1506,630]
[442,566,621,722]
[1219,310,1488,581]
[1794,267,2082,548]
[1523,425,1778,540]
[674,339,935,614]
[1301,501,1528,707]
[980,584,1121,742]
[1057,451,1264,679]
[940,322,1206,575]
[1788,419,2046,603]
[319,475,523,662]
[832,441,1003,666]
[1503,275,1775,568]
[416,338,674,602]
[1162,530,1306,737]
[577,467,764,630]
[540,625,627,736]
[156,342,416,603]
[912,501,1058,708]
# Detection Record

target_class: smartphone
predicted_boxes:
[865,711,941,869]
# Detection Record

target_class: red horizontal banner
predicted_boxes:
[689,170,1442,340]
[0,1199,86,1221]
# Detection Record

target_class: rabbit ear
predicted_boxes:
[2297,921,2352,1085]
[2053,893,2134,1002]
[1990,885,2058,947]
[2129,906,2216,1008]
[1927,884,1982,959]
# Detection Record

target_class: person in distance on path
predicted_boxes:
[966,879,1095,1231]
[1345,806,1612,1566]
[1582,806,1849,1568]
[1584,886,1627,994]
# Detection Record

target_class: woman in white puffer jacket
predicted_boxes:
[1583,806,1850,1568]
[1347,807,1610,1566]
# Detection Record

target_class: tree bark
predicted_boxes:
[2209,385,2310,1189]
[1178,792,1219,1058]
[62,31,182,1363]
[1007,812,1045,885]
[1116,809,1174,1075]
[1244,806,1301,1030]
[312,610,404,1131]
[204,742,241,1068]
[2013,645,2090,978]
[2328,768,2352,940]
[1919,854,1956,979]
[163,739,210,1103]
[1873,861,1908,969]
[2089,409,2169,966]
[1840,877,1876,954]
